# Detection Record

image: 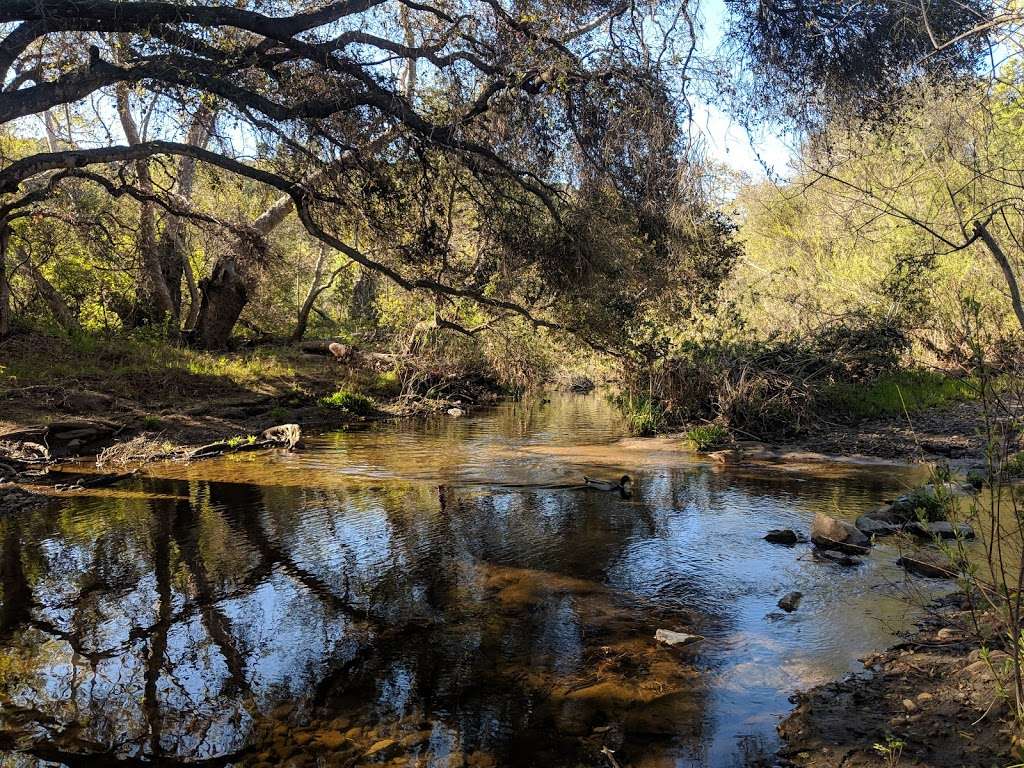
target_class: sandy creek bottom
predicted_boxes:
[0,393,947,767]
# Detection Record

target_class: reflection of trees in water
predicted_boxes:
[0,473,706,766]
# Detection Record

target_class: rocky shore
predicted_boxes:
[775,593,1013,768]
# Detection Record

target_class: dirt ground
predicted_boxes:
[774,593,1016,768]
[790,398,1004,467]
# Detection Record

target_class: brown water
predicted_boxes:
[0,393,946,767]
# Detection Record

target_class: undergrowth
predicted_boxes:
[822,371,976,420]
[318,389,376,415]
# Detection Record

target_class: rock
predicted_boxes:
[778,591,803,612]
[364,739,399,759]
[328,342,352,360]
[854,511,903,536]
[446,407,465,417]
[902,698,917,712]
[654,628,704,647]
[764,528,799,545]
[810,513,870,554]
[897,554,956,579]
[261,423,302,450]
[916,692,934,703]
[936,627,961,641]
[568,375,595,393]
[812,549,862,567]
[905,521,975,540]
[315,730,348,750]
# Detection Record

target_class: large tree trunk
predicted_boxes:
[193,257,248,350]
[116,83,179,332]
[168,105,214,331]
[0,222,10,339]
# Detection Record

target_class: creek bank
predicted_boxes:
[775,594,1013,768]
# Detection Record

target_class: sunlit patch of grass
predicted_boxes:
[822,370,976,420]
[0,330,306,395]
[685,424,730,451]
[318,389,376,415]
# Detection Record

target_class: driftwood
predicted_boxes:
[54,470,139,492]
[189,424,302,459]
[298,339,397,365]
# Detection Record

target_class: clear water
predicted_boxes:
[0,393,942,767]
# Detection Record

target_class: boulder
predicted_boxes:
[447,407,465,417]
[905,521,975,540]
[777,591,803,612]
[764,528,799,545]
[810,513,870,554]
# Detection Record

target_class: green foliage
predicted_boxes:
[615,394,665,436]
[318,389,376,416]
[226,435,257,448]
[822,371,976,420]
[141,415,163,431]
[685,424,730,451]
[872,735,906,768]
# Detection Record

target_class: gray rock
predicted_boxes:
[811,512,870,554]
[813,549,863,567]
[764,528,799,545]
[778,591,803,612]
[855,512,902,537]
[654,628,704,647]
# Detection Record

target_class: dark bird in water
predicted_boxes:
[584,474,632,494]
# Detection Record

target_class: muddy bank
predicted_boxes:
[776,593,1013,768]
[780,398,1006,467]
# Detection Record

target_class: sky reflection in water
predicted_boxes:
[0,393,941,767]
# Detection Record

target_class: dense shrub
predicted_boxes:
[617,315,953,439]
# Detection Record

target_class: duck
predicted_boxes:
[584,474,632,494]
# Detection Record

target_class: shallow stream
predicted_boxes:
[0,393,947,767]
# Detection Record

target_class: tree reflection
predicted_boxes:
[0,465,708,767]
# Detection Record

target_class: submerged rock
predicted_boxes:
[810,513,870,554]
[778,591,803,612]
[764,528,799,545]
[654,628,704,647]
[897,554,957,579]
[812,549,863,567]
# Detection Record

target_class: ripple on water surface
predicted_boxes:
[1,393,952,768]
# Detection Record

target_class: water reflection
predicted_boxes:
[0,394,939,767]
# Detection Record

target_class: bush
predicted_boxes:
[616,394,664,435]
[318,390,376,415]
[685,424,730,451]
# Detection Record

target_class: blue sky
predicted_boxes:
[693,0,793,178]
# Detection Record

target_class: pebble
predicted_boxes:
[902,698,917,712]
[365,739,398,758]
[916,692,934,703]
[316,730,348,750]
[936,627,960,641]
